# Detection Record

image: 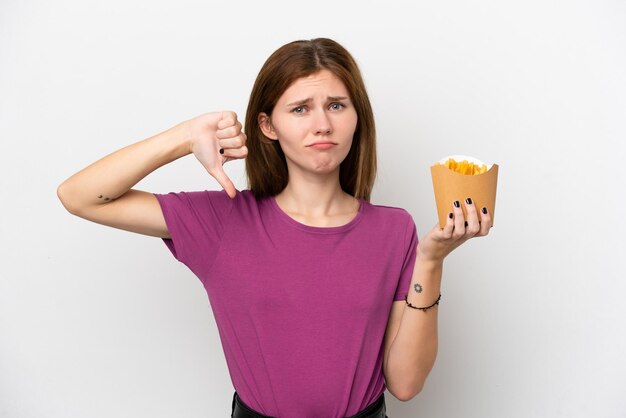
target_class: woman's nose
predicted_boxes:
[313,110,332,135]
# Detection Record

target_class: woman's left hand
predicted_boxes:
[417,197,493,263]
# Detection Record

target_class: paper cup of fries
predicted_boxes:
[431,155,499,228]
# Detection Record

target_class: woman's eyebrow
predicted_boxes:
[286,98,312,107]
[285,96,349,107]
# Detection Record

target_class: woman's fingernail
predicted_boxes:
[453,200,460,208]
[219,148,224,154]
[481,207,488,214]
[449,212,453,219]
[465,197,473,205]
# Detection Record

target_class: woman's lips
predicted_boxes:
[309,142,336,150]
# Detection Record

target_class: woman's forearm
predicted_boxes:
[57,121,191,213]
[385,253,442,400]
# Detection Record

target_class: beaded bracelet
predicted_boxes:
[404,293,441,312]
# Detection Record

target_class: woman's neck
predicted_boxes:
[274,178,359,226]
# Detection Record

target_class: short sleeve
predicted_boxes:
[153,189,234,268]
[393,213,419,301]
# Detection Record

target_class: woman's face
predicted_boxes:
[259,69,358,177]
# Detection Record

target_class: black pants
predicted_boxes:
[231,391,388,418]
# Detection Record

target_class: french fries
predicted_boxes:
[430,154,499,228]
[436,158,488,175]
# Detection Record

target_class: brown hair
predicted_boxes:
[244,38,377,201]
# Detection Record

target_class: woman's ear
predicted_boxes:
[258,112,278,140]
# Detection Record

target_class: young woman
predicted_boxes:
[57,38,492,418]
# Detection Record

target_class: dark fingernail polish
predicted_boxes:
[464,221,468,227]
[219,148,224,154]
[465,198,473,205]
[449,213,453,219]
[453,200,460,208]
[481,207,488,214]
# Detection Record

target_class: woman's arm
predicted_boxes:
[383,254,442,401]
[57,111,247,238]
[384,198,493,400]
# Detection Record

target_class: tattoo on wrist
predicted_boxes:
[414,283,423,293]
[97,194,114,202]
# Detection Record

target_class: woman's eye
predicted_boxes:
[292,106,305,114]
[330,103,344,110]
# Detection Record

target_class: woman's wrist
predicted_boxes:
[153,121,194,161]
[416,250,445,269]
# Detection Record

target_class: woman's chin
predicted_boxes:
[286,156,342,176]
[311,158,343,174]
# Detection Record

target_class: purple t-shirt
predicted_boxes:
[153,189,418,417]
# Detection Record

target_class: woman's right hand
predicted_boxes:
[186,111,248,199]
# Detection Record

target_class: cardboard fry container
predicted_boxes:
[431,155,498,228]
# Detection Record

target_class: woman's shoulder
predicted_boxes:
[156,188,259,212]
[179,188,257,201]
[366,200,412,217]
[363,200,415,227]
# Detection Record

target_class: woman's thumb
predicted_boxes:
[209,165,237,199]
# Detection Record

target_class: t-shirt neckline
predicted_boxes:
[268,195,366,234]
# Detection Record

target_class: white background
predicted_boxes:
[1,1,625,417]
